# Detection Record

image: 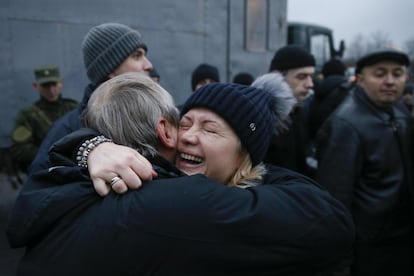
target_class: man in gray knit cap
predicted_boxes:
[29,22,153,174]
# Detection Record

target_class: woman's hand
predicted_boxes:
[87,142,157,196]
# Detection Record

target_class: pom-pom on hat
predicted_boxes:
[269,45,316,72]
[82,23,147,85]
[191,63,220,91]
[181,73,296,166]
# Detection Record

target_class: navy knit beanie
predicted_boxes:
[269,45,315,72]
[191,63,220,91]
[82,23,147,85]
[181,73,295,166]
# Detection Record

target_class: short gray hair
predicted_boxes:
[84,72,179,157]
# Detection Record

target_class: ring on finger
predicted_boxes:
[109,176,122,187]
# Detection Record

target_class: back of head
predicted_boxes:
[404,84,414,95]
[269,45,315,72]
[322,59,346,78]
[150,68,160,79]
[355,48,410,75]
[34,65,60,84]
[232,72,255,85]
[84,72,179,157]
[181,73,295,166]
[82,23,147,85]
[191,63,220,91]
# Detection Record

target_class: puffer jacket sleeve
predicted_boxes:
[6,128,99,248]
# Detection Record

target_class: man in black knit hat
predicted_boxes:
[269,45,315,102]
[308,58,352,141]
[267,45,315,176]
[232,72,254,85]
[191,63,220,92]
[29,22,153,174]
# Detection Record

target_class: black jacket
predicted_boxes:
[265,106,309,176]
[308,76,351,140]
[315,86,414,274]
[7,130,355,276]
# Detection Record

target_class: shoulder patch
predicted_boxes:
[12,126,32,143]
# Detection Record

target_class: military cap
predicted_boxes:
[355,48,410,74]
[34,65,60,84]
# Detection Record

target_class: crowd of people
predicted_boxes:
[5,22,414,276]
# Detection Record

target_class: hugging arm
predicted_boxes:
[86,142,156,195]
[6,128,153,247]
[6,129,354,272]
[38,129,358,252]
[51,128,156,195]
[67,130,355,266]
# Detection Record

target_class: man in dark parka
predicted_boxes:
[267,45,315,176]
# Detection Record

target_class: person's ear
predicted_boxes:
[356,73,363,84]
[156,117,177,149]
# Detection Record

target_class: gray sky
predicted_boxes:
[288,0,414,51]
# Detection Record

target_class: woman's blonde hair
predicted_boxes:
[228,152,267,188]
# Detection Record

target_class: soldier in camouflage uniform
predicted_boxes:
[10,65,78,171]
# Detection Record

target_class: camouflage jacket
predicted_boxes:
[11,96,78,170]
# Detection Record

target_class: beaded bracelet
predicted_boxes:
[76,135,113,168]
